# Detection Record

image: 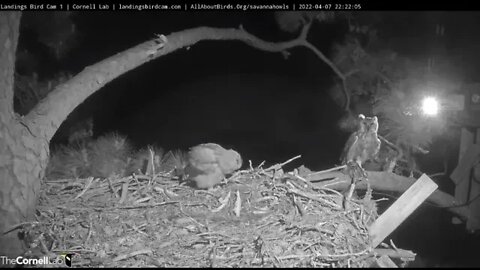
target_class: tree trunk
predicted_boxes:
[0,12,50,258]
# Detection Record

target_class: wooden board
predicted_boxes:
[372,255,398,268]
[369,174,438,247]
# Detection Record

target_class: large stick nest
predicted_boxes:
[22,158,388,267]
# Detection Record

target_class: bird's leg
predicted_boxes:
[344,160,361,210]
[344,180,356,210]
[353,160,373,202]
[344,159,373,209]
[363,175,372,202]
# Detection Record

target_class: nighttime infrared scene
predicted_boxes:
[1,10,480,267]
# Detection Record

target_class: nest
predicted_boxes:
[21,157,395,268]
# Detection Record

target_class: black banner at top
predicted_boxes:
[0,0,478,11]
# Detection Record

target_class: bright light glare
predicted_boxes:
[422,96,439,116]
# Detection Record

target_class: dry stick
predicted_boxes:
[52,248,97,253]
[227,168,253,181]
[105,201,179,210]
[118,181,130,204]
[211,191,231,213]
[106,177,119,198]
[112,249,154,262]
[234,190,242,217]
[3,221,40,234]
[286,182,342,210]
[134,196,153,204]
[74,177,95,200]
[264,155,302,171]
[307,165,347,177]
[292,195,306,216]
[287,172,310,184]
[248,160,254,171]
[312,186,344,197]
[83,219,93,246]
[317,247,371,258]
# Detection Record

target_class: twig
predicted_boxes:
[307,165,346,177]
[211,191,231,213]
[83,219,93,246]
[265,155,301,171]
[52,248,97,253]
[287,171,309,184]
[118,181,130,204]
[112,249,153,262]
[317,247,371,258]
[279,155,302,167]
[74,177,96,200]
[286,182,342,210]
[234,190,242,217]
[106,177,119,198]
[113,201,179,210]
[3,221,40,234]
[134,196,152,204]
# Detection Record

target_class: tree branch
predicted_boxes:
[306,170,470,222]
[23,25,350,141]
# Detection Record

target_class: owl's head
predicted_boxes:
[361,115,379,133]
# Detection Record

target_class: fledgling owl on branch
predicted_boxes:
[340,114,381,207]
[183,143,243,189]
[340,114,381,167]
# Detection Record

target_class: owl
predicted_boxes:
[340,114,381,167]
[183,143,243,189]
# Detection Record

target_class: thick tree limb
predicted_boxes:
[306,170,470,222]
[23,24,349,142]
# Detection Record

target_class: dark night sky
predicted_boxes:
[34,11,480,172]
[22,11,480,266]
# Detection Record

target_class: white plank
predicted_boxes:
[369,174,438,247]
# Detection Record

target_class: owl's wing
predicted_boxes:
[364,133,382,160]
[188,145,217,164]
[217,149,242,174]
[340,132,359,164]
[198,143,225,153]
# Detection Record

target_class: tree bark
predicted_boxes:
[0,12,50,259]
